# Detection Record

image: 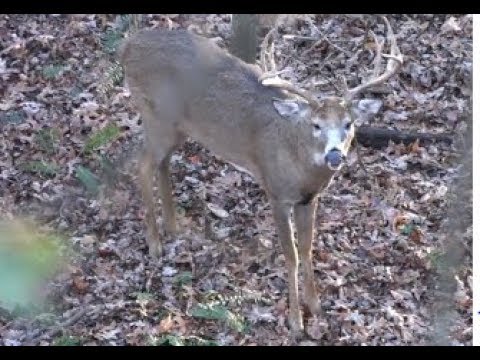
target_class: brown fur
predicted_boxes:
[121,29,358,338]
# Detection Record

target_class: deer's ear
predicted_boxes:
[351,99,382,125]
[273,100,310,118]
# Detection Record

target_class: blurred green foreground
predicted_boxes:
[0,219,64,312]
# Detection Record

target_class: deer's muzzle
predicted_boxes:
[325,149,344,170]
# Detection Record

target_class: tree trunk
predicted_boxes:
[356,126,453,149]
[230,14,259,64]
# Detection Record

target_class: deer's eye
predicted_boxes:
[313,124,321,131]
[344,121,352,130]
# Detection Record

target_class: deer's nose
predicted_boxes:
[325,149,344,169]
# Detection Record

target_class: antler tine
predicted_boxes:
[263,79,322,107]
[269,40,277,73]
[258,25,321,108]
[369,30,385,80]
[382,16,403,70]
[345,17,403,101]
[259,27,277,73]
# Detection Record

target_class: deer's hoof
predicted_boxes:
[148,241,163,260]
[288,316,305,341]
[307,300,322,316]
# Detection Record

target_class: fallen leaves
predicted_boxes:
[207,202,229,219]
[158,314,174,334]
[71,276,89,294]
[0,14,472,346]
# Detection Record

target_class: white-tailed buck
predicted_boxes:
[119,16,402,338]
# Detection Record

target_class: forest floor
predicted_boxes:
[0,14,472,346]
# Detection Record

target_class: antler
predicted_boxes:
[258,27,322,108]
[259,27,277,74]
[344,16,403,102]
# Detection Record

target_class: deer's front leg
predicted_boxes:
[294,199,320,315]
[139,151,162,259]
[270,200,303,338]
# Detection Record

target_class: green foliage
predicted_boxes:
[52,335,83,346]
[83,123,121,154]
[400,223,416,236]
[191,303,247,333]
[35,312,57,326]
[0,110,26,125]
[75,165,101,195]
[34,128,59,155]
[115,14,133,33]
[101,29,124,54]
[100,14,137,55]
[69,85,83,98]
[173,271,193,286]
[97,14,141,97]
[9,303,44,318]
[132,291,155,302]
[155,334,185,346]
[42,64,64,80]
[20,160,59,177]
[154,334,218,346]
[98,61,124,97]
[99,154,119,185]
[184,336,219,346]
[0,220,64,312]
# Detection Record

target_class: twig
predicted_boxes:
[146,261,163,292]
[314,52,334,74]
[282,35,318,41]
[28,307,90,344]
[308,37,353,57]
[301,18,352,57]
[354,138,368,177]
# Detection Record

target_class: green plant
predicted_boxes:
[173,271,193,286]
[35,312,57,326]
[42,64,64,80]
[132,291,155,302]
[97,154,120,186]
[75,165,101,195]
[20,160,59,177]
[101,29,124,54]
[0,110,26,125]
[0,220,64,312]
[184,336,219,346]
[98,61,124,97]
[399,223,416,236]
[154,334,219,346]
[83,123,121,154]
[34,128,59,155]
[191,303,247,333]
[52,335,83,346]
[155,334,184,346]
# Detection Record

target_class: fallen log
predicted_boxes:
[355,125,454,149]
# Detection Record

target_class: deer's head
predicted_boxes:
[260,16,403,171]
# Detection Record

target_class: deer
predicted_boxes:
[118,16,403,339]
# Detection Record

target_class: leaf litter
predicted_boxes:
[0,14,472,346]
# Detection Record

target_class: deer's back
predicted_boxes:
[120,29,284,106]
[122,29,251,97]
[120,29,293,177]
